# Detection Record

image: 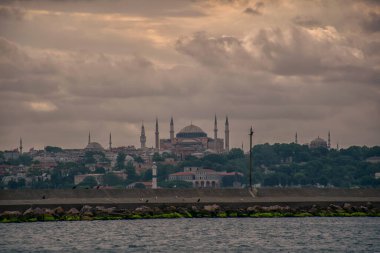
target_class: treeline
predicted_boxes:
[176,144,380,188]
[1,144,380,188]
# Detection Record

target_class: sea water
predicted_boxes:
[0,217,379,252]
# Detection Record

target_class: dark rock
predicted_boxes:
[328,204,343,212]
[33,207,45,216]
[23,208,34,217]
[268,205,283,212]
[80,205,93,214]
[153,207,163,214]
[1,211,22,219]
[308,205,319,214]
[67,208,80,215]
[82,211,93,217]
[165,206,177,213]
[43,208,54,216]
[191,206,199,212]
[53,207,65,216]
[359,206,369,212]
[177,207,191,215]
[135,206,152,213]
[343,203,352,212]
[203,204,220,212]
[247,205,262,213]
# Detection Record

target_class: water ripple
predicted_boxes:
[0,218,379,252]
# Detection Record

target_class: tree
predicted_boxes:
[152,152,164,162]
[126,161,137,181]
[103,172,123,186]
[94,167,106,174]
[134,156,144,164]
[116,153,126,170]
[227,148,244,160]
[45,146,63,153]
[79,176,98,188]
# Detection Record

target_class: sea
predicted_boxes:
[0,217,379,252]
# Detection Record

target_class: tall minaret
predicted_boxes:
[155,117,159,150]
[328,131,331,149]
[140,122,146,149]
[19,137,23,154]
[170,117,174,143]
[214,115,218,152]
[225,116,229,152]
[88,131,91,144]
[295,132,298,144]
[109,132,112,150]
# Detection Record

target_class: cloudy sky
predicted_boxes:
[0,0,379,151]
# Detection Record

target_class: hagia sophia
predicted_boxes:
[140,116,230,158]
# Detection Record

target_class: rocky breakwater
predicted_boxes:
[1,202,380,223]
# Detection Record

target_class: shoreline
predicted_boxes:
[1,203,380,223]
[2,188,380,222]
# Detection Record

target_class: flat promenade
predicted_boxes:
[1,188,379,211]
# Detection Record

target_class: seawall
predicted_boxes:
[1,188,379,212]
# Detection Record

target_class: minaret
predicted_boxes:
[225,116,229,152]
[328,131,331,149]
[140,122,146,149]
[170,117,174,143]
[295,132,298,144]
[88,131,91,144]
[214,115,218,152]
[109,132,112,150]
[155,118,159,150]
[19,137,23,154]
[336,142,339,150]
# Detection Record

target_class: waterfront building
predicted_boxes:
[168,167,242,188]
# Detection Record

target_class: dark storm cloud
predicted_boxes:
[0,0,379,149]
[0,6,25,20]
[362,12,380,33]
[176,27,367,77]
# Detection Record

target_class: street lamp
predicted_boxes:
[249,126,254,189]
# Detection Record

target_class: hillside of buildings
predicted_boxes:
[1,143,380,189]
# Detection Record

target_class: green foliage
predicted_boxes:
[103,172,124,186]
[227,148,245,160]
[94,167,106,174]
[134,156,144,164]
[126,161,137,181]
[45,146,63,153]
[152,152,164,162]
[116,153,126,170]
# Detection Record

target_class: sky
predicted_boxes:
[0,0,379,151]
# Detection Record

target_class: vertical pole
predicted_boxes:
[152,162,157,189]
[249,126,253,189]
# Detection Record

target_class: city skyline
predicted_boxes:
[0,0,379,150]
[8,115,336,151]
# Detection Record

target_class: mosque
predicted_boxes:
[139,116,230,158]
